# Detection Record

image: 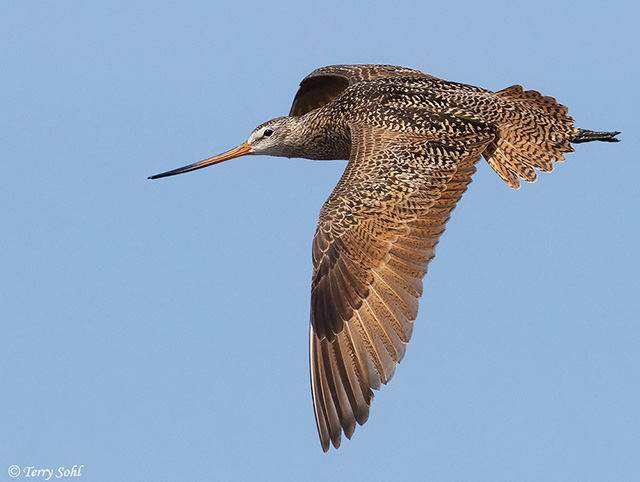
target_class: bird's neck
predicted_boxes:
[287,112,351,161]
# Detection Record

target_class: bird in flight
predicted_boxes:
[149,64,619,452]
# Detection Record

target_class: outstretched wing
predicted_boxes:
[290,64,438,117]
[310,123,493,451]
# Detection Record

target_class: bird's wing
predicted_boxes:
[290,64,439,116]
[310,122,494,451]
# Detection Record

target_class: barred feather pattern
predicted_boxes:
[482,85,578,188]
[310,121,491,450]
[293,65,617,451]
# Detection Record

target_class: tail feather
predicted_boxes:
[483,85,619,189]
[571,129,621,143]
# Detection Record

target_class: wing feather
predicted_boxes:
[290,64,439,116]
[310,122,493,450]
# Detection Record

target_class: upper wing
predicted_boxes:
[290,64,438,117]
[310,123,493,451]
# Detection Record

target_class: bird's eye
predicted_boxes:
[263,129,273,137]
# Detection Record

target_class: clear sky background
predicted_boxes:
[2,1,638,481]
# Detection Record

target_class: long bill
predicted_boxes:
[148,141,252,179]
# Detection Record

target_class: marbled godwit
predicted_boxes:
[149,64,619,452]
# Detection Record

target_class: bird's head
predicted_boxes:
[148,117,299,180]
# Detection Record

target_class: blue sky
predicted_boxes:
[1,1,638,481]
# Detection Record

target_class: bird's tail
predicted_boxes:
[571,129,621,144]
[482,85,620,189]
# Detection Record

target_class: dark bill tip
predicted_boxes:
[148,142,252,180]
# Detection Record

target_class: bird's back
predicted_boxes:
[315,73,598,188]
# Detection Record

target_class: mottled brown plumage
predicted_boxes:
[149,64,620,452]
